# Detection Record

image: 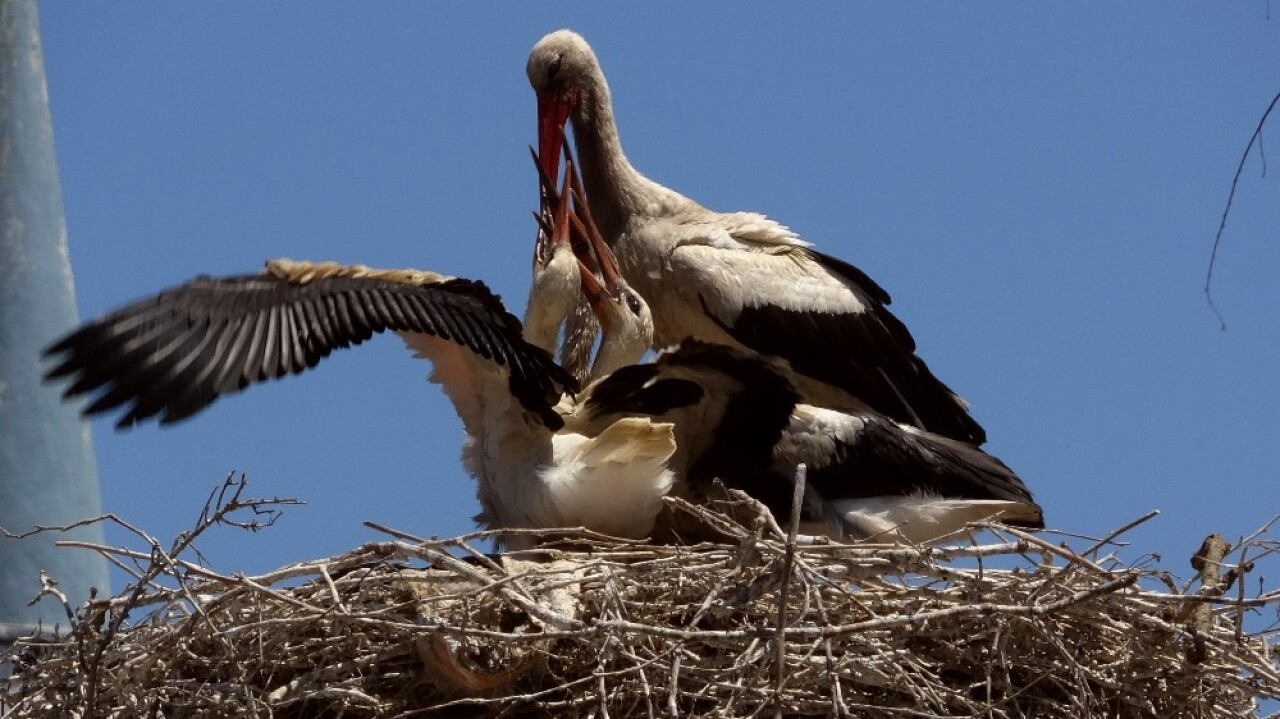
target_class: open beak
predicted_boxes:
[536,90,574,185]
[560,147,625,330]
[544,156,575,265]
[577,256,611,334]
[568,160,624,297]
[531,146,560,266]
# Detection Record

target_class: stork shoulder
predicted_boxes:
[712,210,809,249]
[633,208,807,253]
[666,242,872,317]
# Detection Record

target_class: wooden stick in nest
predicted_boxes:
[4,486,1280,719]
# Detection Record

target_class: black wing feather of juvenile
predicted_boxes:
[44,271,577,429]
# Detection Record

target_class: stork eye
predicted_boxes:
[547,56,563,83]
[625,293,643,315]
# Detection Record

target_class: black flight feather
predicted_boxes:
[45,270,578,430]
[701,247,988,447]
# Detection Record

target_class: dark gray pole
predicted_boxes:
[0,0,108,652]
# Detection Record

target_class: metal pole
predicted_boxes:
[0,0,108,660]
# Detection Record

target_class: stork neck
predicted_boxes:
[591,330,648,379]
[523,245,578,354]
[572,79,658,240]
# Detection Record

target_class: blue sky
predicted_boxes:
[34,5,1280,580]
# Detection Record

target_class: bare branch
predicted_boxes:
[4,493,1278,718]
[1205,90,1280,329]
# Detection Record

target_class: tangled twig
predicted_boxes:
[2,489,1279,718]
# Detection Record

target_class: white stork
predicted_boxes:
[521,148,583,358]
[44,168,676,549]
[566,334,1043,544]
[526,29,988,446]
[566,218,1044,544]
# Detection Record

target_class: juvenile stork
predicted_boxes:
[567,214,1044,544]
[44,167,675,548]
[527,29,987,446]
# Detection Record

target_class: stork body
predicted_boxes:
[575,340,1043,544]
[528,30,986,445]
[45,174,676,548]
[567,222,1043,544]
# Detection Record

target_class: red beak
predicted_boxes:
[537,90,572,185]
[563,154,623,332]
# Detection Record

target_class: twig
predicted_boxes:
[5,495,1277,718]
[1205,89,1280,329]
[26,570,74,624]
[1081,509,1160,557]
[667,653,680,719]
[773,463,806,716]
[1184,533,1232,663]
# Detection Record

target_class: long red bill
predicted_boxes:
[537,91,572,185]
[562,147,625,316]
[577,256,611,333]
[530,146,557,265]
[568,171,622,293]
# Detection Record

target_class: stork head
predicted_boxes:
[523,145,584,354]
[580,262,652,379]
[530,145,574,270]
[527,29,600,185]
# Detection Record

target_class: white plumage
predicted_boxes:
[527,29,987,446]
[563,221,1044,545]
[43,164,676,549]
[472,163,675,546]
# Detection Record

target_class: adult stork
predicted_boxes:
[568,219,1044,544]
[44,168,675,549]
[527,29,988,446]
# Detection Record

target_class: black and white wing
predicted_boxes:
[581,339,800,506]
[672,239,987,447]
[45,260,577,429]
[581,339,1041,542]
[778,406,1043,541]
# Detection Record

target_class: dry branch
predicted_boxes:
[2,487,1279,718]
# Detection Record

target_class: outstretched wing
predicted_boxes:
[45,262,577,429]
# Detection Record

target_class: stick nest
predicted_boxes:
[3,477,1279,718]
